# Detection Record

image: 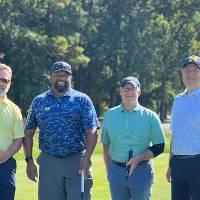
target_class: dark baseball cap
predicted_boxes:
[51,61,72,75]
[182,55,200,68]
[120,76,140,88]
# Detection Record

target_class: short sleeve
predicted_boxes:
[12,107,24,138]
[150,112,165,145]
[81,96,99,130]
[101,112,110,144]
[25,99,38,130]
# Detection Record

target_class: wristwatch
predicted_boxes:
[25,156,33,162]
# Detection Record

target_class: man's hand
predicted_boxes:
[166,166,171,182]
[126,156,141,176]
[26,160,38,182]
[79,156,92,177]
[0,150,11,164]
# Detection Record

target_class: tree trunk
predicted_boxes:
[160,76,167,122]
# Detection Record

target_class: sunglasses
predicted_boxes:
[0,78,11,84]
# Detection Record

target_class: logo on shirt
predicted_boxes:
[44,107,50,111]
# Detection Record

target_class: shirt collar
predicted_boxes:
[0,96,9,105]
[47,87,74,97]
[183,88,200,97]
[120,103,141,112]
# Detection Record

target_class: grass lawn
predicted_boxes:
[15,131,171,200]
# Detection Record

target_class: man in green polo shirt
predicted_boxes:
[0,63,24,200]
[102,76,165,200]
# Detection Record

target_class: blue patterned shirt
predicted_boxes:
[171,88,200,155]
[25,88,99,157]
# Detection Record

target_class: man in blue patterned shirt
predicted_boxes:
[24,61,99,200]
[166,55,200,200]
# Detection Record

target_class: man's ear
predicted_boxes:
[119,87,123,97]
[138,88,141,97]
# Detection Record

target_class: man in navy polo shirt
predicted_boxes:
[23,61,99,200]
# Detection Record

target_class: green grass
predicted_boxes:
[15,131,171,200]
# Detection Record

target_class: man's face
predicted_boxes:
[50,71,71,94]
[120,83,141,104]
[182,64,200,89]
[0,70,11,96]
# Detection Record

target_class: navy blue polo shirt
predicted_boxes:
[25,88,99,157]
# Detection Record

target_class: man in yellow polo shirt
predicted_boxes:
[0,63,24,200]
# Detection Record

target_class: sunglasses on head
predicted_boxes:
[0,78,11,84]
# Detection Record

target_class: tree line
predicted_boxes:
[0,0,200,121]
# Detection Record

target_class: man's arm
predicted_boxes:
[166,140,172,182]
[127,149,154,176]
[0,138,23,164]
[103,144,111,173]
[7,138,23,156]
[80,128,98,174]
[127,143,165,176]
[23,128,36,158]
[23,128,38,182]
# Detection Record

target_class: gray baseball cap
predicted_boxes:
[120,76,140,88]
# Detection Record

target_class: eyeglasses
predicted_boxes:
[121,87,136,92]
[0,78,11,84]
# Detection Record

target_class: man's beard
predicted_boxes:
[53,81,69,93]
[0,87,9,96]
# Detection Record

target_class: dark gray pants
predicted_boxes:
[170,156,200,200]
[37,151,92,200]
[108,161,154,200]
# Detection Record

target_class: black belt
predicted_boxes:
[173,154,200,159]
[111,160,148,168]
[111,160,127,168]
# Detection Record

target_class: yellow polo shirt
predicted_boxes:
[0,97,24,150]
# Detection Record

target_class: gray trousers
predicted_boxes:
[108,161,154,200]
[37,151,92,200]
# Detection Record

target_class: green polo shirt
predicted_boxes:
[101,104,165,162]
[0,97,24,150]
